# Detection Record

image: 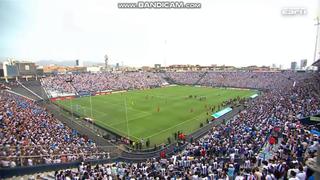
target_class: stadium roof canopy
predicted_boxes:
[312,59,320,67]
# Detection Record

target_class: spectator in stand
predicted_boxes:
[41,72,166,94]
[50,72,320,179]
[0,91,105,167]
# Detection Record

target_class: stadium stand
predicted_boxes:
[164,72,206,85]
[6,81,42,101]
[18,79,48,100]
[0,83,9,90]
[0,91,107,168]
[0,71,319,179]
[39,72,320,179]
[41,72,167,95]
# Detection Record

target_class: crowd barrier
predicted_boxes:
[0,157,117,179]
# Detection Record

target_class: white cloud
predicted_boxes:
[0,0,319,68]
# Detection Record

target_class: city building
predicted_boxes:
[2,60,37,80]
[300,59,308,69]
[43,65,87,74]
[87,66,104,73]
[291,61,297,70]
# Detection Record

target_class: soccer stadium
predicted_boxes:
[0,0,320,179]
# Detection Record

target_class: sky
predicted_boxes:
[0,0,319,68]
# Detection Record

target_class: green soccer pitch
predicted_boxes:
[55,86,256,147]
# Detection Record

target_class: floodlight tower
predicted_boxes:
[306,17,320,179]
[314,17,320,62]
[104,54,109,71]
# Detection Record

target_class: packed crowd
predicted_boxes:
[2,71,320,179]
[41,72,166,94]
[0,83,8,90]
[198,72,301,90]
[165,71,307,90]
[41,71,311,95]
[0,81,18,90]
[0,91,105,168]
[48,72,319,179]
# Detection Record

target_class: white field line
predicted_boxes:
[144,112,206,139]
[62,87,248,142]
[74,103,142,141]
[109,111,151,126]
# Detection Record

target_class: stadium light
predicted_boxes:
[314,17,320,62]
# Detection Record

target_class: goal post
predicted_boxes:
[70,104,88,117]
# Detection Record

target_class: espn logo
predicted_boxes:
[281,8,307,16]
